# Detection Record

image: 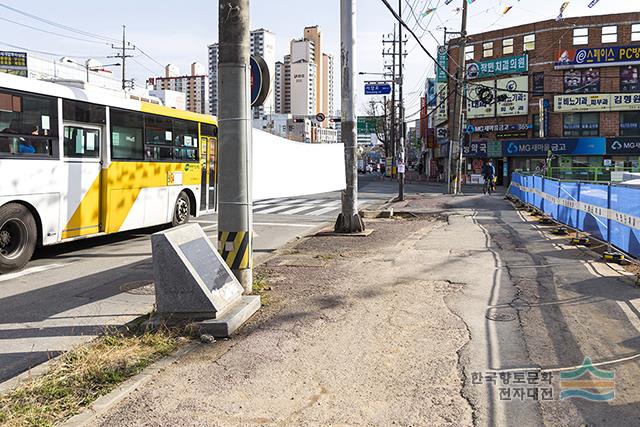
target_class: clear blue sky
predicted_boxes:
[0,0,637,115]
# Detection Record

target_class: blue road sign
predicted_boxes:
[365,84,392,95]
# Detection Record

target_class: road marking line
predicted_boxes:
[0,263,64,283]
[194,220,217,224]
[618,300,640,333]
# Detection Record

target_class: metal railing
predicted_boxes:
[545,167,639,183]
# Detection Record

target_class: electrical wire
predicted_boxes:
[0,3,120,43]
[0,16,111,46]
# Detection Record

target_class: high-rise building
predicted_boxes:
[283,54,291,114]
[208,28,276,118]
[147,61,209,114]
[290,59,317,116]
[274,61,284,114]
[207,43,219,115]
[250,28,276,119]
[303,26,323,115]
[322,53,334,117]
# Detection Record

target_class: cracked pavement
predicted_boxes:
[85,188,640,426]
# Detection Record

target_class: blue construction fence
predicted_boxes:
[509,172,640,259]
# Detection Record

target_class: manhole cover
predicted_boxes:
[120,281,155,295]
[509,297,531,312]
[486,308,518,322]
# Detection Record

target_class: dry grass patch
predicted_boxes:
[0,329,182,427]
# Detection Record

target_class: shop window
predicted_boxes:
[601,26,617,43]
[632,24,640,42]
[564,69,600,94]
[620,66,639,92]
[563,112,599,137]
[483,42,493,58]
[573,28,588,45]
[465,45,474,62]
[502,38,514,55]
[620,112,640,136]
[523,34,535,51]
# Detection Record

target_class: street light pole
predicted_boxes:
[335,0,364,233]
[218,0,254,292]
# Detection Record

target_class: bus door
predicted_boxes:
[208,137,217,211]
[200,136,208,212]
[61,123,103,239]
[199,136,217,212]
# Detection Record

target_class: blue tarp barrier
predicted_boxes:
[578,183,609,241]
[610,186,640,259]
[558,181,579,228]
[533,175,544,211]
[510,174,640,259]
[543,179,559,219]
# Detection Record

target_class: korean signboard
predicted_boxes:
[466,82,495,119]
[502,137,606,157]
[606,137,640,155]
[474,124,531,132]
[434,82,448,125]
[0,51,27,77]
[556,44,640,69]
[463,140,503,158]
[554,93,640,112]
[496,76,529,117]
[357,116,380,134]
[465,54,528,80]
[436,46,448,83]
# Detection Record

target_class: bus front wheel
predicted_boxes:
[0,203,37,273]
[172,192,191,227]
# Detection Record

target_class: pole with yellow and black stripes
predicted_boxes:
[217,0,253,293]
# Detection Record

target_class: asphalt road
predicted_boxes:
[0,174,418,384]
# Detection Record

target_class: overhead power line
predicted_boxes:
[0,16,110,46]
[0,3,120,43]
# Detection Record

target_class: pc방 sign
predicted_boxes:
[556,45,640,69]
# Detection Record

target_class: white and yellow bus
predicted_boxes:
[0,73,218,272]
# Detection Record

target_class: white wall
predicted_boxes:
[253,129,345,200]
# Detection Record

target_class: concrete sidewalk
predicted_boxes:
[82,193,640,426]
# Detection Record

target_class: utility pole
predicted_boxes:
[450,0,468,194]
[335,0,364,233]
[397,0,405,201]
[218,0,254,292]
[382,26,397,178]
[109,25,135,90]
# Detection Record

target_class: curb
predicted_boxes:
[60,342,199,427]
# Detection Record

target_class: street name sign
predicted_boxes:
[364,83,392,95]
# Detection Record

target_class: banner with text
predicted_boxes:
[555,93,640,112]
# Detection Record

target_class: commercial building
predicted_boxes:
[148,63,209,114]
[437,12,640,184]
[208,28,276,118]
